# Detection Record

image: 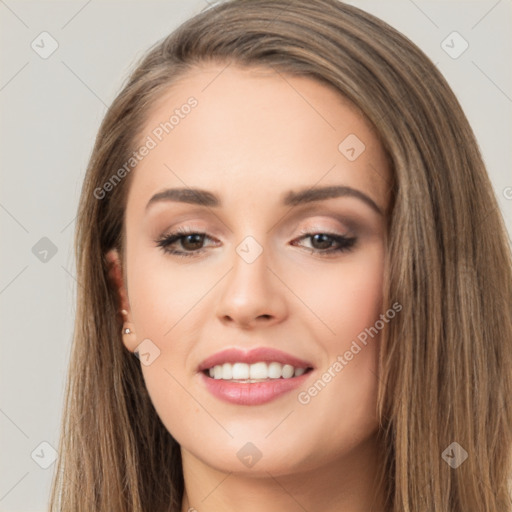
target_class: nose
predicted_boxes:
[215,241,288,329]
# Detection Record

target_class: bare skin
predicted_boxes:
[107,64,392,511]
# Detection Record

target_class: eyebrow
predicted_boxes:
[145,185,383,215]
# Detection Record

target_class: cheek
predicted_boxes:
[291,263,384,462]
[127,249,213,337]
[291,244,385,341]
[127,259,204,438]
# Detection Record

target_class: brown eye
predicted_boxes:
[179,234,206,251]
[309,233,336,250]
[155,229,216,258]
[291,231,357,256]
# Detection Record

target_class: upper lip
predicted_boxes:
[197,347,315,372]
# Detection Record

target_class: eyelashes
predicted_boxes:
[154,226,357,259]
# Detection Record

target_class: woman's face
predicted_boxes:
[108,64,392,477]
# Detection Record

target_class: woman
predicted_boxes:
[49,0,512,510]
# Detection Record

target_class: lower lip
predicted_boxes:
[199,370,313,405]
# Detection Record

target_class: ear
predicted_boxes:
[105,249,130,313]
[105,249,137,352]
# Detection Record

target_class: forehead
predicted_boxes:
[127,64,391,214]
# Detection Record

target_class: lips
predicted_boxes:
[197,347,315,373]
[200,370,312,405]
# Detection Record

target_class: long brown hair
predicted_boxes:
[49,1,512,510]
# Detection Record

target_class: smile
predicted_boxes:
[204,361,312,381]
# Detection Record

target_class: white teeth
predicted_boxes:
[294,367,306,377]
[249,362,267,379]
[213,365,223,379]
[268,362,282,378]
[206,361,310,380]
[222,362,233,379]
[232,362,249,380]
[282,364,295,378]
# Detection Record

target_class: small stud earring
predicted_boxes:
[123,327,132,335]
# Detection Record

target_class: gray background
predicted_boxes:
[1,1,511,510]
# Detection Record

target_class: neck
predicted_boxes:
[180,434,387,512]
